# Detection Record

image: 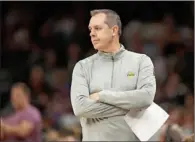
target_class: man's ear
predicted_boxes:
[112,25,119,36]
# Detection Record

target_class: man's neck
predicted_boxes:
[101,41,121,53]
[16,103,30,112]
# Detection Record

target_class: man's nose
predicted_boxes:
[90,30,96,37]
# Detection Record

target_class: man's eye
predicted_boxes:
[95,27,101,30]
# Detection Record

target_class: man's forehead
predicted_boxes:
[11,86,23,93]
[89,13,106,27]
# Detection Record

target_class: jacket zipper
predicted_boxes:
[111,56,114,88]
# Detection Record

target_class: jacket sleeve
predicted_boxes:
[98,55,156,110]
[70,62,128,118]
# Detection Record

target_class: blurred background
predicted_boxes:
[0,1,194,142]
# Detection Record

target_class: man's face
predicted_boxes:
[88,13,113,51]
[30,66,44,84]
[68,43,80,60]
[11,87,26,110]
[45,49,56,66]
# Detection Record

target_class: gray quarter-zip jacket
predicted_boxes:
[71,45,158,141]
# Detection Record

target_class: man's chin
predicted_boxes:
[93,44,103,50]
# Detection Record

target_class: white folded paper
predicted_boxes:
[124,102,169,141]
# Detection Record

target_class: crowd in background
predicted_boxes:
[0,1,194,141]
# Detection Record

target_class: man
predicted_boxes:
[71,9,156,141]
[0,82,42,142]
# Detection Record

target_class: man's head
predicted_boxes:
[68,43,81,61]
[88,9,122,51]
[11,82,31,110]
[30,65,44,85]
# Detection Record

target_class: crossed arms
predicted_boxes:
[0,119,34,139]
[70,55,156,118]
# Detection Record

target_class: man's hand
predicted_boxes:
[0,120,34,138]
[89,93,100,101]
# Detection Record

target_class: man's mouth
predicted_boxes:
[92,40,99,44]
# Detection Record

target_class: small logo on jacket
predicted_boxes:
[127,71,135,78]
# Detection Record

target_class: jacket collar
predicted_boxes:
[97,44,126,60]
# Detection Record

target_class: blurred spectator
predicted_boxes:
[67,43,81,84]
[182,111,194,135]
[44,48,57,70]
[44,49,57,86]
[123,20,143,52]
[184,134,194,142]
[57,128,78,141]
[28,65,53,116]
[29,65,45,95]
[1,83,42,142]
[44,128,59,142]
